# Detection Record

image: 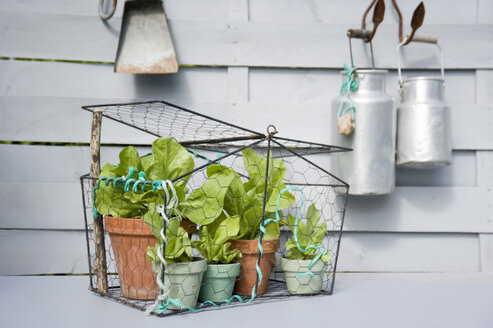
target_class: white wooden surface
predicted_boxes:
[1,276,492,328]
[2,11,493,69]
[1,0,492,280]
[0,230,480,275]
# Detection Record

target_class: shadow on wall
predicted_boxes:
[133,74,189,101]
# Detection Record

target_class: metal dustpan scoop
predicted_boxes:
[114,0,178,74]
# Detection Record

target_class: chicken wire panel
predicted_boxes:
[82,101,264,149]
[81,101,350,155]
[81,136,348,316]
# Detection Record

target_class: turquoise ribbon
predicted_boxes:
[337,64,359,121]
[272,187,328,279]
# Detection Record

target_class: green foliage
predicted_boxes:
[234,148,294,240]
[146,217,192,263]
[284,203,331,262]
[95,138,195,263]
[179,165,236,226]
[94,138,194,224]
[192,214,242,264]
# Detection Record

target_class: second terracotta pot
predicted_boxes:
[230,238,279,295]
[105,216,159,300]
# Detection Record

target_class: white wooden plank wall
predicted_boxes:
[0,0,492,280]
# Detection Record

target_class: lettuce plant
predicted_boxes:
[192,215,242,264]
[146,217,192,263]
[218,148,295,240]
[283,203,331,262]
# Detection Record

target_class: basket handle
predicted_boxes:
[397,35,445,85]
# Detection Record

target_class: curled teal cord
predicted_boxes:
[337,64,359,121]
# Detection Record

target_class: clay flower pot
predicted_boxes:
[164,258,207,310]
[230,239,279,295]
[281,257,326,295]
[104,216,159,300]
[198,262,240,302]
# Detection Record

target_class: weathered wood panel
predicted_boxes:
[344,187,493,233]
[249,68,477,106]
[0,230,479,275]
[1,0,228,19]
[2,11,493,69]
[480,234,493,272]
[1,95,492,150]
[0,61,228,101]
[476,70,493,107]
[249,0,478,25]
[338,232,479,272]
[1,180,490,233]
[0,145,475,186]
[0,230,88,275]
[478,0,493,24]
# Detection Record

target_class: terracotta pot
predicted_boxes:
[230,238,279,295]
[180,218,197,237]
[104,216,159,300]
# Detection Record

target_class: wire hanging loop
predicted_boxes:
[98,0,117,21]
[396,36,444,86]
[266,125,278,140]
[347,0,385,68]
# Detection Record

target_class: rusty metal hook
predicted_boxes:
[99,0,117,21]
[402,1,425,45]
[391,0,404,42]
[266,125,278,139]
[361,0,385,43]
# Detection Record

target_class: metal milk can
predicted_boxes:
[332,69,396,195]
[396,39,452,169]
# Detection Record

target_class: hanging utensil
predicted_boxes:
[395,2,452,169]
[98,0,179,74]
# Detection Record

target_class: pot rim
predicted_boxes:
[340,69,388,75]
[401,76,444,83]
[104,216,154,236]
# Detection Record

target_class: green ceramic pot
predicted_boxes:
[198,262,240,302]
[281,257,326,295]
[165,257,207,310]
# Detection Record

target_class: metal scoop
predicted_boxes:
[99,0,179,74]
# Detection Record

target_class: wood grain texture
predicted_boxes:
[1,181,490,233]
[1,276,493,327]
[0,144,475,186]
[477,151,493,187]
[478,0,493,23]
[2,10,493,68]
[249,0,478,25]
[476,70,493,108]
[337,232,479,272]
[89,110,108,293]
[0,230,88,275]
[479,234,493,272]
[0,61,228,101]
[1,97,492,150]
[0,230,480,275]
[0,0,228,19]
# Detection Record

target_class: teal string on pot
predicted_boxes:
[337,64,359,121]
[271,187,328,279]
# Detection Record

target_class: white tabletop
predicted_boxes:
[1,276,492,328]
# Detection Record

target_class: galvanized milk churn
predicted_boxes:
[332,69,396,195]
[396,37,452,168]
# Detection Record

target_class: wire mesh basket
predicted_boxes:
[80,101,350,316]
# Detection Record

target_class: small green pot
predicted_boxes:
[165,258,207,310]
[198,262,240,302]
[281,257,327,295]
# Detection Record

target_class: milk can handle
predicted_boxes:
[396,35,444,85]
